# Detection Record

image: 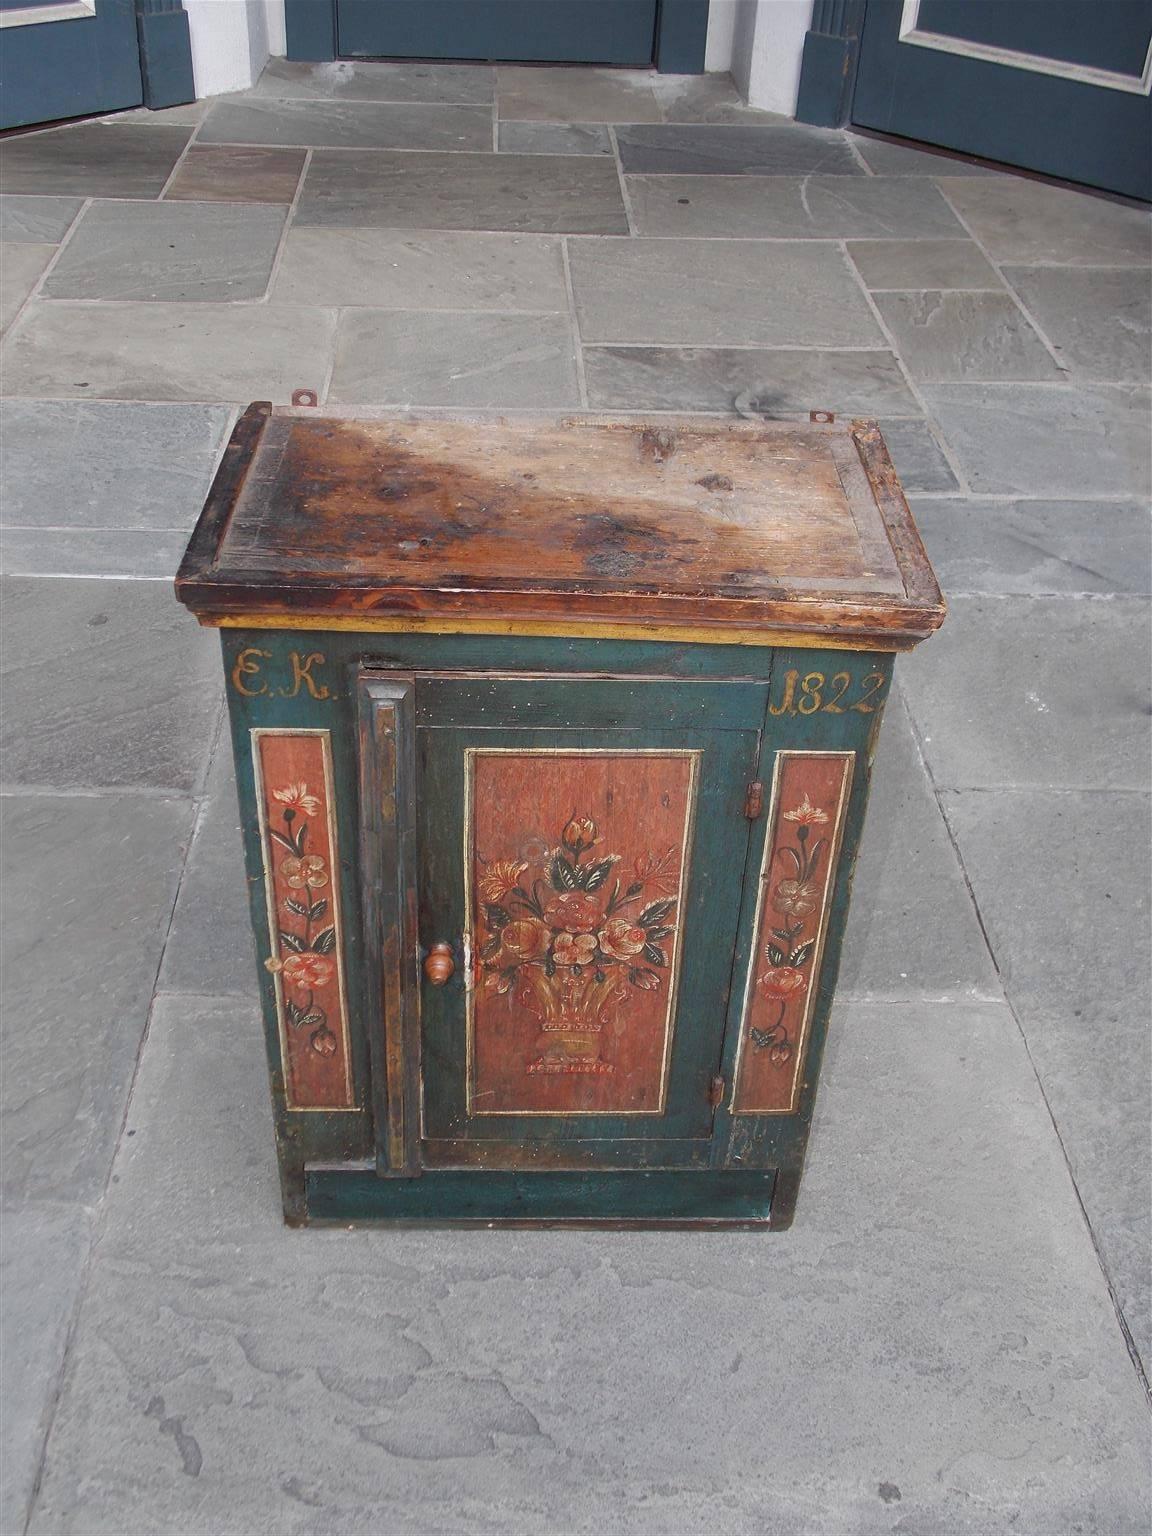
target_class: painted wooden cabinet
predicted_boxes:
[177,404,944,1228]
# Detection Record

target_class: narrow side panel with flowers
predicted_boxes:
[732,751,853,1115]
[467,749,698,1117]
[253,729,355,1111]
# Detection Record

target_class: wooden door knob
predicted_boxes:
[423,943,455,986]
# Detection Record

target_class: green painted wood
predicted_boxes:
[305,1167,777,1224]
[417,674,766,1155]
[217,627,895,1225]
[711,649,894,1187]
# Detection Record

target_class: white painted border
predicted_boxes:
[899,0,1152,96]
[0,1,94,29]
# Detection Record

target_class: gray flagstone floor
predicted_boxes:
[0,61,1149,1536]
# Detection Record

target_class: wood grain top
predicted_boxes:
[176,404,945,649]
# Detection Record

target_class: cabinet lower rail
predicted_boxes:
[303,1167,791,1228]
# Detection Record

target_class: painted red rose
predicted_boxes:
[544,891,603,933]
[282,952,335,989]
[758,965,807,999]
[599,918,647,960]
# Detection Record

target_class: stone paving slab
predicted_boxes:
[295,149,629,233]
[329,310,580,408]
[0,527,187,578]
[25,991,1150,1536]
[625,174,967,238]
[0,195,82,243]
[615,122,864,176]
[0,577,222,791]
[42,200,287,303]
[497,121,612,155]
[271,227,569,310]
[158,741,259,1001]
[582,344,918,415]
[497,64,662,123]
[0,399,232,530]
[899,596,1152,792]
[846,135,997,176]
[0,791,195,1206]
[936,176,1152,266]
[0,1204,92,1536]
[163,145,308,204]
[919,382,1152,498]
[1,301,338,401]
[0,123,190,198]
[0,242,52,332]
[198,98,495,152]
[845,237,1002,290]
[1001,266,1152,384]
[941,786,1152,1372]
[252,57,496,105]
[911,498,1152,596]
[872,290,1060,383]
[568,238,883,346]
[838,696,999,1001]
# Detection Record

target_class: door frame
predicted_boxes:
[795,0,1152,200]
[284,0,710,72]
[0,0,194,125]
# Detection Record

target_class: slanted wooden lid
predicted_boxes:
[176,403,944,651]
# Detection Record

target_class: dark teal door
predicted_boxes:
[853,0,1152,199]
[0,0,143,129]
[337,0,660,64]
[415,676,765,1171]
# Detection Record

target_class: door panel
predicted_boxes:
[337,0,659,66]
[415,677,764,1166]
[0,0,142,129]
[852,0,1152,199]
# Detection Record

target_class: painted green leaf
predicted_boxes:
[284,898,309,917]
[485,903,511,930]
[308,899,328,921]
[551,856,578,891]
[638,899,676,927]
[279,931,306,954]
[790,939,816,967]
[642,942,667,967]
[766,944,787,966]
[312,926,337,954]
[582,859,615,892]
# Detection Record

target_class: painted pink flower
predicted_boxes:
[552,931,598,967]
[783,794,828,827]
[273,782,321,817]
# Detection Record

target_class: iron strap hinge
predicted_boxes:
[708,1075,726,1108]
[743,780,764,819]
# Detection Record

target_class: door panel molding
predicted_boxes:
[898,0,1152,95]
[0,3,96,29]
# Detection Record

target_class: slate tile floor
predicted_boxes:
[0,60,1149,1536]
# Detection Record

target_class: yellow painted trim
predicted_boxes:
[208,612,906,653]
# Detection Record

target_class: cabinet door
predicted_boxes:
[406,675,764,1171]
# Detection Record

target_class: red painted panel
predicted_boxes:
[254,730,355,1110]
[732,752,853,1115]
[468,750,697,1116]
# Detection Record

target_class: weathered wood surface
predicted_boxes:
[176,404,945,649]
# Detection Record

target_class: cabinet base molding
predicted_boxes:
[304,1166,791,1228]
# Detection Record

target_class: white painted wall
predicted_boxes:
[705,0,740,72]
[730,0,813,115]
[185,0,281,97]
